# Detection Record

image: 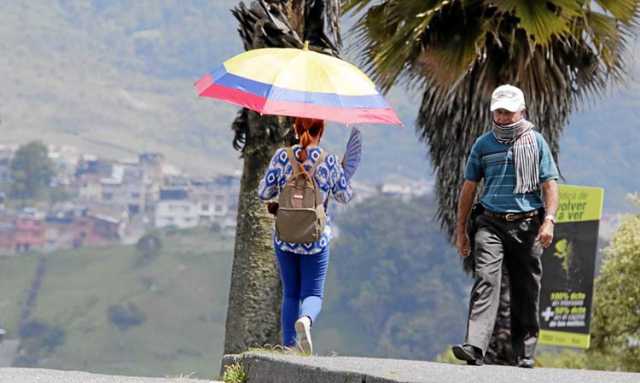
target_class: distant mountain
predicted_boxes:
[0,0,425,181]
[0,1,244,176]
[1,1,638,212]
[559,74,640,212]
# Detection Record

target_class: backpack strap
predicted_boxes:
[286,147,327,179]
[285,147,307,179]
[286,147,328,208]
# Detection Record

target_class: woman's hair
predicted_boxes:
[293,118,325,162]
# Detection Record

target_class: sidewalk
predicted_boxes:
[0,368,220,383]
[222,351,640,383]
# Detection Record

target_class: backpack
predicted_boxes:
[275,147,327,244]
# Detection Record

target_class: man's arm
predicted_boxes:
[536,179,558,248]
[456,180,478,257]
[541,179,559,217]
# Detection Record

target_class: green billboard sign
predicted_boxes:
[539,185,604,349]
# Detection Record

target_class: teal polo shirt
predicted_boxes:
[464,131,559,213]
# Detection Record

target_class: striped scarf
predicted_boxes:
[492,119,539,194]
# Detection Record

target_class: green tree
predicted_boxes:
[135,232,163,267]
[344,0,639,236]
[535,349,587,369]
[590,199,640,372]
[321,195,469,360]
[10,141,54,201]
[223,0,341,354]
[343,0,639,363]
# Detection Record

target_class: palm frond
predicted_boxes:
[347,1,456,90]
[594,0,640,24]
[232,0,343,155]
[342,0,377,14]
[492,0,582,44]
[345,0,639,237]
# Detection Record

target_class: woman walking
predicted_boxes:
[258,117,354,354]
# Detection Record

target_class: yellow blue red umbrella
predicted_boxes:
[195,44,401,126]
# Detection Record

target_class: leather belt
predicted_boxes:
[483,210,539,222]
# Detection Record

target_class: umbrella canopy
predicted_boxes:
[195,46,402,126]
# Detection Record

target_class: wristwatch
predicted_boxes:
[544,214,556,224]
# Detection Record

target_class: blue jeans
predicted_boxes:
[275,246,330,347]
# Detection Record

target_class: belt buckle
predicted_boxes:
[505,213,517,222]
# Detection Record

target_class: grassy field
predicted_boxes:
[0,255,40,334]
[0,227,234,379]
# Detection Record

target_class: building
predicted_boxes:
[74,155,112,201]
[154,188,199,229]
[76,173,103,201]
[139,153,165,211]
[14,211,46,253]
[48,145,80,188]
[100,164,149,215]
[45,203,79,250]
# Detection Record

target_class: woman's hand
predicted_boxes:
[266,202,279,215]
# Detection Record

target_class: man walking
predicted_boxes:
[452,85,559,368]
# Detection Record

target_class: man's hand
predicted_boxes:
[536,220,554,248]
[539,179,558,249]
[455,180,478,258]
[456,228,471,257]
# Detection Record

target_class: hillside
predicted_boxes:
[1,1,241,176]
[0,194,471,377]
[0,227,233,379]
[0,0,425,181]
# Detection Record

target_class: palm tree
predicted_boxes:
[343,0,639,363]
[224,0,341,355]
[345,0,638,236]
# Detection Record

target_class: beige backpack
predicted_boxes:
[275,147,327,243]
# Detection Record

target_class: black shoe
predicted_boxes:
[517,358,535,368]
[452,344,484,366]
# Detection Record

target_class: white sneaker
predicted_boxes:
[295,316,313,355]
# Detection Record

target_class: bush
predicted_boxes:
[223,362,247,383]
[135,233,163,266]
[15,320,65,366]
[589,210,640,372]
[108,303,146,331]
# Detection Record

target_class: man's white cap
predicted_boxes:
[490,84,526,112]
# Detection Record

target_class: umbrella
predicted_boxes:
[195,43,402,126]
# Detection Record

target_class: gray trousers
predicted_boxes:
[465,213,543,360]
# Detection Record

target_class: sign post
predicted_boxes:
[538,184,604,349]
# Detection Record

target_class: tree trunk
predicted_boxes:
[224,112,288,354]
[222,0,340,355]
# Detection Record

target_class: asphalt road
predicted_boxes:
[0,368,219,383]
[3,353,640,383]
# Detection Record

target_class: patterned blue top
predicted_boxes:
[464,131,559,213]
[258,145,353,254]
